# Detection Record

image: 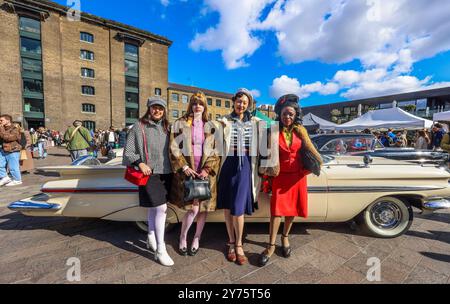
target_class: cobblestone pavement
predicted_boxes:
[1,148,450,284]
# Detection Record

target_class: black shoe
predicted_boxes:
[179,246,188,256]
[189,247,199,256]
[258,244,276,267]
[179,239,188,256]
[281,235,291,258]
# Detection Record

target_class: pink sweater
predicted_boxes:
[192,119,205,171]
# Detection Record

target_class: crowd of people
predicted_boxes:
[0,114,131,186]
[120,89,322,268]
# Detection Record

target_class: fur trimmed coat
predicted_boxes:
[259,123,323,177]
[169,117,221,212]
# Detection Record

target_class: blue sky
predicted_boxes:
[57,0,450,108]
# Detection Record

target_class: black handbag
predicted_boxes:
[300,148,322,177]
[183,177,212,202]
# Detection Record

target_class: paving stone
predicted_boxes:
[404,266,448,284]
[330,240,363,260]
[417,247,450,276]
[388,247,423,268]
[378,258,411,283]
[310,233,348,253]
[278,263,326,284]
[272,244,321,274]
[319,265,365,284]
[309,251,347,275]
[190,269,233,284]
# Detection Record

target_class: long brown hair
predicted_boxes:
[182,91,209,122]
[140,107,170,133]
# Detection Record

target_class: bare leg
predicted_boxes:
[232,215,245,256]
[282,216,295,247]
[265,216,282,256]
[224,209,235,244]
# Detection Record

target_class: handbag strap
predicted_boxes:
[139,122,149,164]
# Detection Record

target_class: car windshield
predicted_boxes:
[320,137,380,154]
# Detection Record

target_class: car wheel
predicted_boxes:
[361,196,413,238]
[134,206,179,234]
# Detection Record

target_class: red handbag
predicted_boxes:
[124,123,151,186]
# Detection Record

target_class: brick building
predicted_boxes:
[167,83,234,123]
[0,0,172,131]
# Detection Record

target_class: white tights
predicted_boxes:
[179,203,207,249]
[148,204,167,247]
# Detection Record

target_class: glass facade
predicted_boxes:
[19,17,44,128]
[125,43,139,124]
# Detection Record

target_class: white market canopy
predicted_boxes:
[303,113,339,130]
[433,110,450,121]
[336,107,434,131]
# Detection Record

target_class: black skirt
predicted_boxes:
[139,173,173,208]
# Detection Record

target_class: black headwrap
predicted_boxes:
[274,94,303,125]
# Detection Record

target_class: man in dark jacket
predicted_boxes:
[0,114,23,186]
[431,123,445,150]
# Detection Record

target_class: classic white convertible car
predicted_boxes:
[8,154,450,238]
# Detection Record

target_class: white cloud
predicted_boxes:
[270,75,339,99]
[189,0,275,69]
[249,89,261,98]
[160,0,170,7]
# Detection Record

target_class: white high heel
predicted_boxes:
[146,233,157,252]
[155,243,174,267]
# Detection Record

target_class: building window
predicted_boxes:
[80,32,94,43]
[19,17,40,34]
[23,98,44,113]
[171,93,179,102]
[20,37,42,55]
[126,92,139,104]
[125,59,138,74]
[182,94,189,104]
[82,103,96,113]
[225,100,230,108]
[81,68,95,78]
[216,99,222,107]
[216,114,221,119]
[126,108,139,119]
[83,121,96,131]
[80,50,94,61]
[172,110,179,118]
[125,76,139,89]
[207,98,212,106]
[125,43,138,59]
[23,78,43,94]
[82,86,95,95]
[22,58,42,74]
[155,88,162,96]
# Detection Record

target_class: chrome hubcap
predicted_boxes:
[370,201,402,229]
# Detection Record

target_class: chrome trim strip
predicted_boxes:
[8,201,61,211]
[307,186,445,193]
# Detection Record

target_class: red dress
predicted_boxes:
[270,131,309,217]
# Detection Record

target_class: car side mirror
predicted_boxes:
[363,155,373,167]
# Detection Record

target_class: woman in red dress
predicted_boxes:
[258,94,322,267]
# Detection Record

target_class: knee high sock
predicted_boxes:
[180,205,199,247]
[148,204,168,248]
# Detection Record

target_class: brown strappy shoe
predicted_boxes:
[235,245,248,265]
[226,242,237,262]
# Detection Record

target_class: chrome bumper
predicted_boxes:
[422,198,450,211]
[8,200,61,211]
